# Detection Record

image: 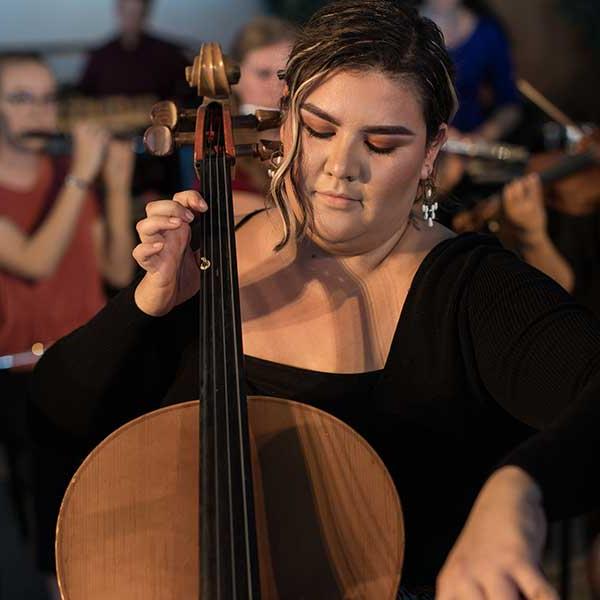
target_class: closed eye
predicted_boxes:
[304,121,398,155]
[304,123,334,139]
[365,142,396,155]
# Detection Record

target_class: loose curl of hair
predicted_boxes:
[269,0,458,250]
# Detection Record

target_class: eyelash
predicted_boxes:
[303,124,396,156]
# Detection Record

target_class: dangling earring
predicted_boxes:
[421,177,438,227]
[267,150,283,178]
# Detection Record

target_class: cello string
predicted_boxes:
[221,138,256,598]
[200,121,213,600]
[214,112,239,600]
[206,115,222,600]
[198,135,206,600]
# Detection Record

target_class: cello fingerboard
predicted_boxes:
[196,101,262,600]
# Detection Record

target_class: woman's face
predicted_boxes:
[285,69,444,254]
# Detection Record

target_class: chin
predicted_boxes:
[312,213,365,246]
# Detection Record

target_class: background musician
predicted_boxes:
[78,0,189,101]
[498,169,600,321]
[501,173,575,292]
[0,52,134,598]
[79,0,191,201]
[223,15,297,216]
[419,0,522,194]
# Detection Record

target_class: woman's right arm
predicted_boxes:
[31,191,208,441]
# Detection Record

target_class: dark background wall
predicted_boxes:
[488,0,600,123]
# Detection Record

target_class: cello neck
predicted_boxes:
[195,100,262,600]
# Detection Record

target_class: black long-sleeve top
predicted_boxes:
[30,232,600,586]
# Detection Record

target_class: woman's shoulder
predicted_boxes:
[413,231,566,299]
[425,232,576,314]
[418,230,502,272]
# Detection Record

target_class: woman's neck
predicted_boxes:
[299,218,415,279]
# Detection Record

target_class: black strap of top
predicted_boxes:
[234,208,267,231]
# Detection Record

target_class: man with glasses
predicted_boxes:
[0,52,134,599]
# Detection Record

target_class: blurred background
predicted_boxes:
[1,0,600,599]
[1,0,598,121]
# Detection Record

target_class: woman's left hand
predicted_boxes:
[436,466,558,600]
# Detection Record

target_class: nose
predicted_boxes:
[324,134,361,182]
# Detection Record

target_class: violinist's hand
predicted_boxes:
[503,174,548,245]
[133,191,207,316]
[436,467,558,600]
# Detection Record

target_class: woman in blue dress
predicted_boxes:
[419,0,523,191]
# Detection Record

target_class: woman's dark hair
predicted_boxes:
[269,0,458,247]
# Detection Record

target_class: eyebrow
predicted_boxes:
[301,102,415,136]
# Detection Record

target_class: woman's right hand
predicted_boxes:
[133,191,208,316]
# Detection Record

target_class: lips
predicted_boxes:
[315,191,361,202]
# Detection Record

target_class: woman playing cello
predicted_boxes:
[31,1,599,598]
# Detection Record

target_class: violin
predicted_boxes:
[54,43,404,599]
[452,130,600,235]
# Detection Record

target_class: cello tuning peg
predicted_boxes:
[150,101,178,128]
[144,125,174,156]
[254,110,281,131]
[234,140,282,161]
[253,139,283,161]
[150,101,197,129]
[258,139,282,160]
[144,126,196,156]
[232,111,281,132]
[232,115,259,130]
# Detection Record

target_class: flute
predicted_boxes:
[22,131,146,155]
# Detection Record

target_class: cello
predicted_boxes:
[54,43,404,599]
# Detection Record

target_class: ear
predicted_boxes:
[420,124,448,180]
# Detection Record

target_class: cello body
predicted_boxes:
[56,397,404,600]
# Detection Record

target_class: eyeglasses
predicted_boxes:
[1,91,58,108]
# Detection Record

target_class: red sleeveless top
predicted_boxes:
[0,157,105,357]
